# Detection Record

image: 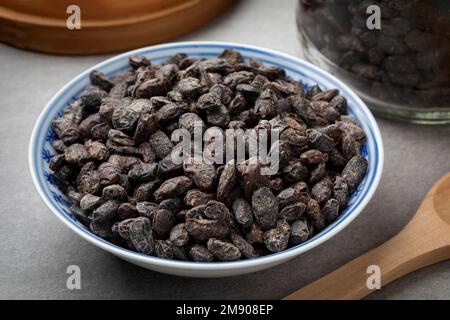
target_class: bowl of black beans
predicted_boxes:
[29,42,383,277]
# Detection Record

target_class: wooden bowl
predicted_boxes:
[0,0,235,55]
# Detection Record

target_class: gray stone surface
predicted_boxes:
[0,0,449,300]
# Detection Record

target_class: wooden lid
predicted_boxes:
[0,0,235,55]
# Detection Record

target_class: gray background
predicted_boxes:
[1,0,449,300]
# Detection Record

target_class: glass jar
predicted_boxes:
[297,0,450,124]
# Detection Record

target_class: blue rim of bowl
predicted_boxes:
[29,41,384,271]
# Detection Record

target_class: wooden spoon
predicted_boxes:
[285,173,450,300]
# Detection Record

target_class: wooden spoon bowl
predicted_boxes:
[285,173,450,300]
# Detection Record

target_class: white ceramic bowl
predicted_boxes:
[29,42,384,278]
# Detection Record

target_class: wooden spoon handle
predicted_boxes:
[285,212,450,300]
